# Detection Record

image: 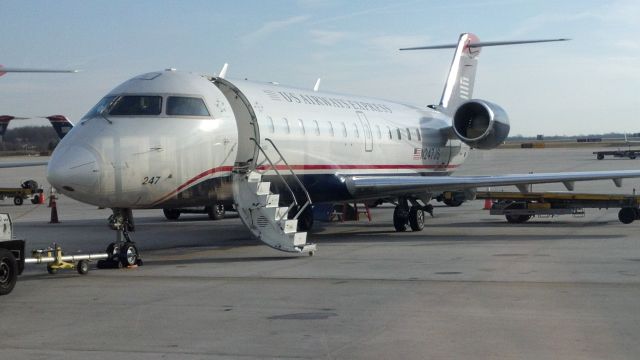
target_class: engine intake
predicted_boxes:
[452,99,510,149]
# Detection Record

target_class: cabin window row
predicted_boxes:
[265,116,421,141]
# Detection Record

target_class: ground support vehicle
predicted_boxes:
[475,191,640,224]
[0,213,109,296]
[0,180,43,205]
[593,149,640,160]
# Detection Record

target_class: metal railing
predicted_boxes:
[248,138,312,221]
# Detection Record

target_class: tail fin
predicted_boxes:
[400,33,569,113]
[45,115,74,139]
[0,116,14,136]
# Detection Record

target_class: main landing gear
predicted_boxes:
[393,197,433,232]
[97,208,143,269]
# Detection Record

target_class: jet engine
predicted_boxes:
[452,99,510,149]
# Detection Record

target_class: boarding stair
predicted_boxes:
[232,138,316,254]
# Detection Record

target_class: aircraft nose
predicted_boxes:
[47,145,100,195]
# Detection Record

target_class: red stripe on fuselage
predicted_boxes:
[151,163,458,206]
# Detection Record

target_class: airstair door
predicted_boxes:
[212,78,260,168]
[356,111,373,152]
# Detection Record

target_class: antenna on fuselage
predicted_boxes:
[313,78,321,92]
[218,63,228,79]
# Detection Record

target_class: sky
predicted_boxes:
[0,0,638,136]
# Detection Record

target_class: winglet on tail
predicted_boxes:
[45,115,74,139]
[400,33,569,113]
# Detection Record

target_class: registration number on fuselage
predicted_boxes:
[414,147,441,161]
[142,176,161,185]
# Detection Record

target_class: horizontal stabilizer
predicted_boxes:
[400,38,569,51]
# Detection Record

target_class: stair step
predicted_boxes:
[256,181,271,195]
[263,206,289,221]
[246,180,270,194]
[300,243,316,253]
[282,219,298,233]
[291,232,307,246]
[247,172,262,183]
[257,194,279,208]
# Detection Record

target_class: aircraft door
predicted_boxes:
[212,78,260,167]
[356,111,373,152]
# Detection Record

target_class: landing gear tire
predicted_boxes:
[163,208,181,220]
[630,154,637,160]
[443,198,464,207]
[618,207,636,224]
[505,214,531,224]
[207,203,225,220]
[393,206,408,232]
[120,243,139,267]
[13,197,23,206]
[0,249,18,296]
[77,260,89,275]
[409,206,425,231]
[597,154,604,160]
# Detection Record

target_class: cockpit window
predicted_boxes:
[109,96,162,116]
[82,96,116,119]
[166,96,210,116]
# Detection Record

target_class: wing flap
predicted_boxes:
[345,170,640,197]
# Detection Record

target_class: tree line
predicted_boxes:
[0,126,60,154]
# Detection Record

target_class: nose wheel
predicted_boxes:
[97,208,143,269]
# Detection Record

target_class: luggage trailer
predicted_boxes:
[474,191,640,224]
[593,149,640,160]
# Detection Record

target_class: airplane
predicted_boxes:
[0,115,28,138]
[44,115,74,139]
[0,65,78,77]
[0,115,73,168]
[45,33,640,267]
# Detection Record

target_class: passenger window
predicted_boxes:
[353,123,359,138]
[283,118,290,134]
[327,121,334,137]
[397,128,402,140]
[376,125,382,139]
[416,129,421,141]
[406,128,412,140]
[267,116,275,133]
[313,120,320,136]
[109,95,162,116]
[341,122,347,137]
[298,119,306,135]
[166,96,210,116]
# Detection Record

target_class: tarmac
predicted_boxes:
[1,147,640,359]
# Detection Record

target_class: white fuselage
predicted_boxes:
[47,70,469,208]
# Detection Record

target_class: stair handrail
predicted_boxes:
[263,138,313,220]
[249,138,300,220]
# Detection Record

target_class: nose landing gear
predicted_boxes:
[97,208,143,269]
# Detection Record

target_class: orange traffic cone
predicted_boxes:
[483,198,493,210]
[49,194,59,224]
[38,190,45,204]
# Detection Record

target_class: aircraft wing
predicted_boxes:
[344,170,640,197]
[0,160,48,169]
[0,67,78,73]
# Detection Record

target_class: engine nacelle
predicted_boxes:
[452,99,510,149]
